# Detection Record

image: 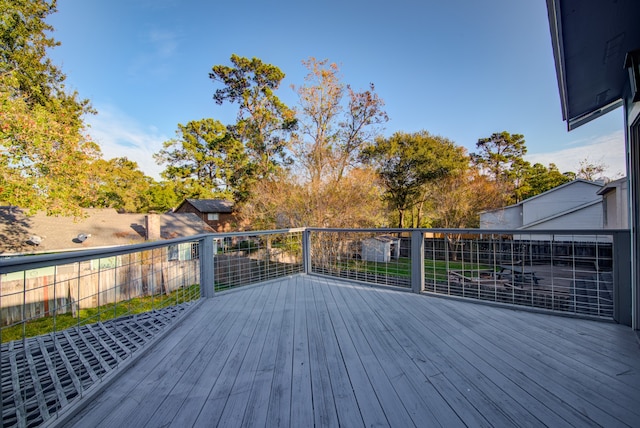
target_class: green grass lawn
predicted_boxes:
[1,284,200,343]
[344,257,493,279]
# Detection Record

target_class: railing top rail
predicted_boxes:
[305,227,411,234]
[305,227,629,235]
[0,228,306,274]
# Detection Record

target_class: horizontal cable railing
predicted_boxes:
[1,236,203,428]
[307,228,629,321]
[308,229,412,288]
[0,228,304,427]
[211,229,304,291]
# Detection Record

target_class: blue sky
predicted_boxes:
[47,0,626,180]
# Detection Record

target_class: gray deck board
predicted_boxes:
[309,281,364,428]
[406,296,598,427]
[323,281,418,428]
[437,295,640,426]
[289,274,314,428]
[58,274,640,428]
[239,277,287,427]
[315,277,389,428]
[264,276,296,428]
[190,282,275,427]
[157,284,269,427]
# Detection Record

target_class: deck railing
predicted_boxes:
[0,227,631,427]
[305,228,632,324]
[0,228,304,427]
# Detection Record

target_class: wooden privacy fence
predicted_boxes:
[1,249,199,326]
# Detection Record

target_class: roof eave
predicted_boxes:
[567,99,624,131]
[546,0,569,125]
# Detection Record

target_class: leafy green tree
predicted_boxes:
[520,163,572,200]
[1,0,99,215]
[209,55,297,185]
[471,131,527,181]
[145,180,180,213]
[155,118,248,202]
[79,157,153,212]
[362,131,467,228]
[471,131,537,204]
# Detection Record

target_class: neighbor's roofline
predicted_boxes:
[479,178,603,214]
[517,199,602,229]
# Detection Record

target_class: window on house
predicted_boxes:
[207,213,219,221]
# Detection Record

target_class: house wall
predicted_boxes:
[175,202,235,231]
[626,97,640,330]
[603,181,629,229]
[212,213,236,232]
[480,206,522,229]
[523,203,603,230]
[521,181,602,225]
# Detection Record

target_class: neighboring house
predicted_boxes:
[480,179,611,231]
[597,177,629,229]
[174,199,235,231]
[0,207,213,255]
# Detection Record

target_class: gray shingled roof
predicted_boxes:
[0,207,213,255]
[184,199,233,213]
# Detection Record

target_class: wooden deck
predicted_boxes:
[58,274,640,427]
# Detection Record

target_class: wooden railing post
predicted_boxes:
[200,235,215,298]
[411,230,424,293]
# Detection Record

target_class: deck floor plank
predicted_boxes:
[63,296,233,427]
[170,284,273,428]
[309,280,366,428]
[135,285,266,428]
[191,283,276,427]
[264,276,297,428]
[431,303,610,427]
[429,295,640,427]
[240,278,288,427]
[324,280,418,428]
[314,277,390,427]
[330,279,457,427]
[342,289,493,428]
[58,275,640,428]
[363,280,553,427]
[387,290,590,428]
[289,274,314,428]
[217,280,283,426]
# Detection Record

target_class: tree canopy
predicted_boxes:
[155,118,249,202]
[3,3,592,228]
[241,59,388,228]
[1,0,100,215]
[362,131,468,228]
[209,54,297,185]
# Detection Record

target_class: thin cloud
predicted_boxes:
[149,30,178,57]
[86,105,168,180]
[525,130,626,178]
[128,30,179,79]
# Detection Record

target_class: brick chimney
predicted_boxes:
[145,214,161,241]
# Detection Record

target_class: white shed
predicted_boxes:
[361,236,400,263]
